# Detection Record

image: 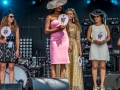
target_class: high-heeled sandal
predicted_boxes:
[100,87,105,90]
[101,88,105,90]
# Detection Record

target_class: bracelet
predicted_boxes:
[16,50,19,52]
[104,40,107,43]
[92,40,93,43]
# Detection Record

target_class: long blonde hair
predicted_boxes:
[65,8,82,32]
[0,14,18,32]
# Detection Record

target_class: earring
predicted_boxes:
[72,18,75,22]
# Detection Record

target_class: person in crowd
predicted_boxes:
[65,8,84,90]
[45,0,69,78]
[87,9,110,90]
[0,12,20,84]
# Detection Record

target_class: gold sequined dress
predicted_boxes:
[65,23,84,90]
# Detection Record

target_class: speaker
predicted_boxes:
[105,73,120,89]
[0,84,22,90]
[110,56,117,72]
[84,72,120,90]
[31,78,69,90]
[83,70,93,90]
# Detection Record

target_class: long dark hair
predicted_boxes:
[100,14,104,24]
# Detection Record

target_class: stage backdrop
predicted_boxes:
[0,0,120,56]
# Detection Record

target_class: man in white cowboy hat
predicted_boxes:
[45,0,70,80]
[87,9,111,90]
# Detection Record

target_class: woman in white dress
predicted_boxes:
[87,9,110,90]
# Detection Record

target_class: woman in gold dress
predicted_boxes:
[65,8,84,90]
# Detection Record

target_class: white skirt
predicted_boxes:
[89,43,110,61]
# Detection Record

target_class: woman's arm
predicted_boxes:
[105,25,111,42]
[15,28,20,52]
[45,15,62,34]
[76,34,82,51]
[87,25,93,43]
[77,39,82,56]
[0,34,3,43]
[77,40,81,51]
[76,29,82,56]
[118,38,120,46]
[100,25,111,44]
[0,34,6,43]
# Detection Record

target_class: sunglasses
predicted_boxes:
[9,16,14,18]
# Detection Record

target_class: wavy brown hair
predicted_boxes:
[0,13,18,32]
[65,8,82,32]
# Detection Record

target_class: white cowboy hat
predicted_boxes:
[46,0,67,9]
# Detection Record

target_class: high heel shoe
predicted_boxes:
[100,87,105,90]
